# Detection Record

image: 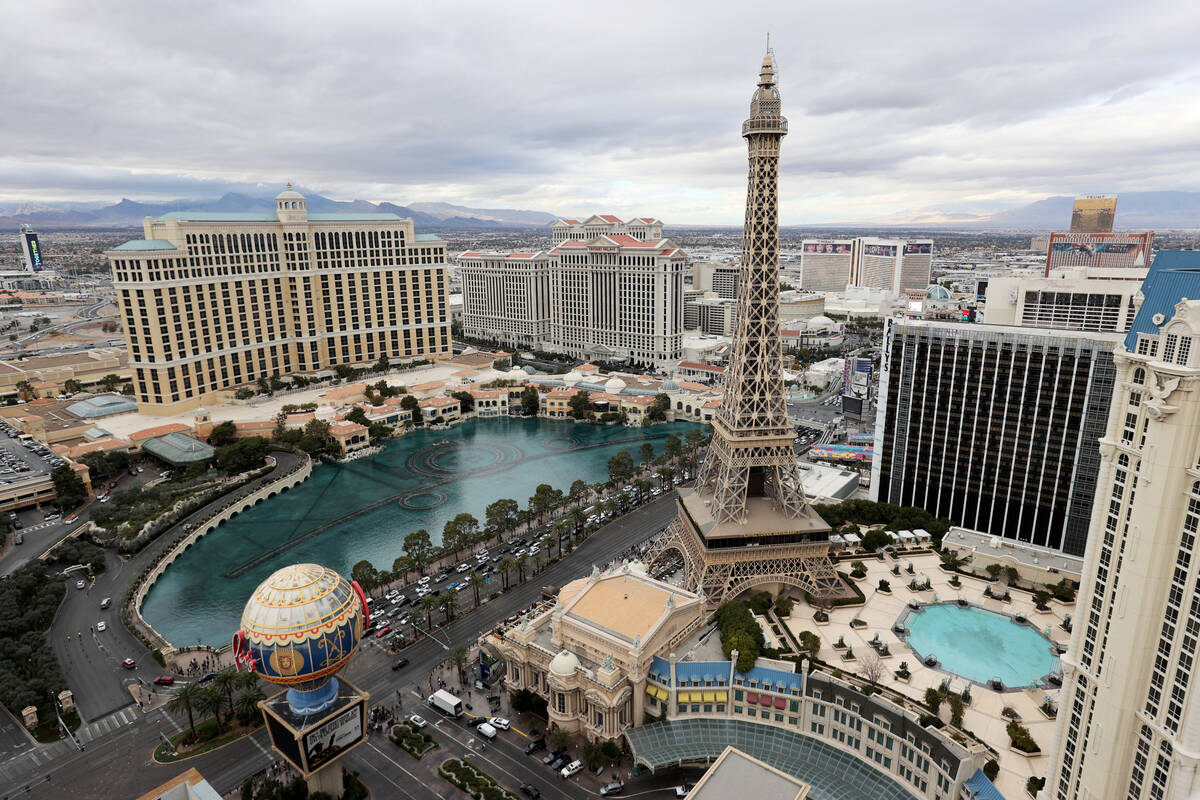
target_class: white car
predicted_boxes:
[417,576,431,585]
[96,621,107,632]
[456,563,470,573]
[75,580,85,589]
[488,716,510,730]
[408,714,427,729]
[674,784,694,797]
[560,760,583,779]
[385,589,400,599]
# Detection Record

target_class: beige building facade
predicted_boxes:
[1047,252,1200,800]
[486,567,704,740]
[106,186,450,415]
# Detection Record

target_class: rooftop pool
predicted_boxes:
[903,603,1059,688]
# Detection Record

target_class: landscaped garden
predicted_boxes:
[439,758,520,800]
[391,719,438,758]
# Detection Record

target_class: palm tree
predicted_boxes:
[439,588,459,623]
[516,554,528,584]
[551,520,568,555]
[166,682,204,742]
[450,646,470,685]
[234,686,265,723]
[197,686,225,733]
[657,465,675,489]
[567,505,586,535]
[467,568,482,607]
[420,594,439,630]
[498,556,516,590]
[212,668,240,720]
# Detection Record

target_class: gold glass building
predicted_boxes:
[106,186,450,413]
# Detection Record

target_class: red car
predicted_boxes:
[153,675,175,686]
[121,658,136,669]
[375,626,392,638]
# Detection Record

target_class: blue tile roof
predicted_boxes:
[736,664,804,693]
[650,656,671,683]
[1125,250,1200,350]
[414,233,444,242]
[964,768,1006,800]
[675,661,731,685]
[112,239,178,251]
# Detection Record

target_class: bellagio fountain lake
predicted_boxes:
[141,417,703,647]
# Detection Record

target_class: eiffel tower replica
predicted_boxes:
[647,50,842,608]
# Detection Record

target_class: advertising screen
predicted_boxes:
[302,701,365,772]
[903,243,932,255]
[21,232,42,271]
[803,242,851,254]
[841,395,864,419]
[863,244,897,257]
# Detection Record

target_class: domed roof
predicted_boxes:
[562,370,583,384]
[507,367,529,380]
[315,404,336,420]
[275,182,305,201]
[549,649,581,676]
[808,314,836,329]
[238,563,364,697]
[661,379,680,391]
[604,377,627,393]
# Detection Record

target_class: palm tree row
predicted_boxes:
[166,667,264,745]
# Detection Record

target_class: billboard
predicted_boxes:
[803,242,851,254]
[302,701,365,772]
[810,444,874,462]
[843,356,874,401]
[903,243,932,255]
[841,395,864,420]
[1070,195,1117,234]
[20,231,42,272]
[862,244,897,257]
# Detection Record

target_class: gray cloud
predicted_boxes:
[2,0,1199,223]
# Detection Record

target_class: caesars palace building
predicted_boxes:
[105,185,450,414]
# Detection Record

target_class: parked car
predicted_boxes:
[488,717,510,730]
[375,626,392,638]
[75,580,85,590]
[519,784,541,799]
[121,658,136,669]
[456,562,471,573]
[476,722,497,739]
[524,738,547,755]
[153,675,174,686]
[560,760,583,779]
[543,749,564,765]
[548,754,569,771]
[408,714,427,729]
[674,785,694,797]
[96,621,106,632]
[600,781,625,796]
[434,572,449,582]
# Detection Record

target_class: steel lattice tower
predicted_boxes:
[646,51,840,607]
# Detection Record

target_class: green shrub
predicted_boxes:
[1007,721,1039,753]
[1027,776,1045,795]
[984,759,1000,781]
[878,579,891,592]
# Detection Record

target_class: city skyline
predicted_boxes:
[5,1,1200,224]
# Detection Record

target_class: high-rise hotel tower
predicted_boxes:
[1047,251,1200,799]
[106,186,450,413]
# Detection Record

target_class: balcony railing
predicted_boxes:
[742,117,788,136]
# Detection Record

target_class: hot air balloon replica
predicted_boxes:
[235,563,371,797]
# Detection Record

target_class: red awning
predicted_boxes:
[759,694,773,707]
[774,697,786,709]
[746,692,758,704]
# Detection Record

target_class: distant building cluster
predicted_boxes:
[458,214,686,366]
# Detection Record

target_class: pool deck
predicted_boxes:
[780,551,1070,799]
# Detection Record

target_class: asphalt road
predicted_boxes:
[0,489,682,799]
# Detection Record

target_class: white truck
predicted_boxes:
[427,689,463,717]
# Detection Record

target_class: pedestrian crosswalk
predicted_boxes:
[76,706,139,744]
[0,704,140,788]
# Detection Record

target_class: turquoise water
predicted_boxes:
[141,417,702,647]
[904,604,1059,687]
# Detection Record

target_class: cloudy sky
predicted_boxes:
[3,0,1199,224]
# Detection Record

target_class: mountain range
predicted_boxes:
[0,190,560,230]
[2,189,1199,230]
